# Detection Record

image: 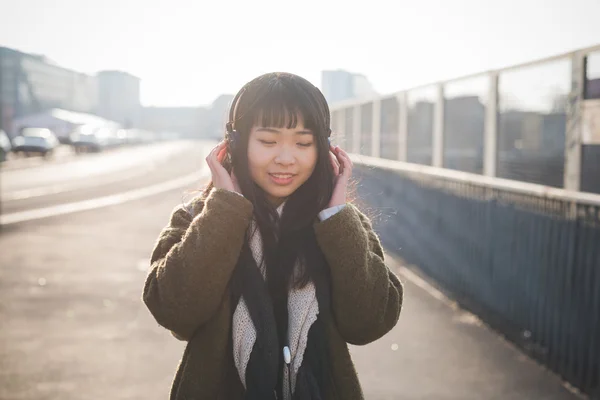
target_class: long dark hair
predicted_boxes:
[198,73,335,396]
[201,72,334,288]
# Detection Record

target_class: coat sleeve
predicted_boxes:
[314,204,403,345]
[142,188,253,341]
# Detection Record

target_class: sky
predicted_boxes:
[1,0,599,107]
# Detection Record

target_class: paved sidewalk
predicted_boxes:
[351,254,580,400]
[0,185,582,400]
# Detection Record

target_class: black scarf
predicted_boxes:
[230,237,332,400]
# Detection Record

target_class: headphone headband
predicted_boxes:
[225,78,332,138]
[226,87,248,134]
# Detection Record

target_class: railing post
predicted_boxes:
[352,104,361,154]
[564,51,585,191]
[484,71,499,177]
[433,84,445,167]
[372,98,381,158]
[397,92,408,162]
[335,108,345,148]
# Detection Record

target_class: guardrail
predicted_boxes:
[350,154,600,398]
[330,43,600,196]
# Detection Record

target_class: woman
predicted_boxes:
[143,72,403,400]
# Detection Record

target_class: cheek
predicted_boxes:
[247,142,270,174]
[300,148,318,174]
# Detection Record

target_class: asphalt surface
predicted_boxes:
[1,141,206,216]
[1,145,75,172]
[0,141,582,399]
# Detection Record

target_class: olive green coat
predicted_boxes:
[143,188,403,399]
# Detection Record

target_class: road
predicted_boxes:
[1,141,205,217]
[0,141,581,399]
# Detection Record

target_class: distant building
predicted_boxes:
[202,94,234,139]
[0,46,98,134]
[321,70,377,105]
[352,73,377,99]
[138,94,234,140]
[97,70,141,129]
[140,107,204,138]
[321,70,354,104]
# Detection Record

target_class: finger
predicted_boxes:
[336,147,353,169]
[336,151,352,178]
[217,147,227,163]
[205,154,216,173]
[211,140,226,154]
[205,160,216,182]
[207,144,219,162]
[337,146,350,157]
[332,151,340,171]
[207,141,226,163]
[329,152,340,175]
[206,153,217,172]
[206,144,225,175]
[333,146,345,168]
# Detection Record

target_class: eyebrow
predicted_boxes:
[256,127,313,135]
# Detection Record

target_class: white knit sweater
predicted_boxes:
[232,203,345,399]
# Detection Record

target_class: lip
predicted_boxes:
[268,173,296,185]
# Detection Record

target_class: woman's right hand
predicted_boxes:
[206,141,241,193]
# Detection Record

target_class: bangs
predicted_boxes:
[237,76,326,133]
[257,103,306,131]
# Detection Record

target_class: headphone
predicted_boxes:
[225,79,333,155]
[225,87,246,155]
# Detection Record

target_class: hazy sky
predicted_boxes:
[1,0,599,107]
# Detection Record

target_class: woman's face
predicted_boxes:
[247,116,318,206]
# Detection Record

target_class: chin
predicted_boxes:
[264,186,296,200]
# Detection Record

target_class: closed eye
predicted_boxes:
[258,139,313,147]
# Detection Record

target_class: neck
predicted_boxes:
[267,195,286,208]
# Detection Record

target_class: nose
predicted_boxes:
[274,146,296,166]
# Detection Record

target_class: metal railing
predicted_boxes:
[331,43,600,195]
[351,153,600,398]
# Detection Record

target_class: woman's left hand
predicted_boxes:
[328,144,353,208]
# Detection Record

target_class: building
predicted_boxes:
[139,106,205,138]
[0,46,98,135]
[352,73,377,99]
[321,70,377,105]
[97,70,141,129]
[321,70,354,104]
[139,94,235,140]
[202,94,234,139]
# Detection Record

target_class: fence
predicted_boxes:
[351,153,600,398]
[331,44,600,195]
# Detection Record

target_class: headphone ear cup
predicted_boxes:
[227,130,239,154]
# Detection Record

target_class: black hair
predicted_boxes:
[202,72,335,288]
[198,73,336,396]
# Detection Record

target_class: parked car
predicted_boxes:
[69,125,110,153]
[0,129,12,162]
[12,128,60,158]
